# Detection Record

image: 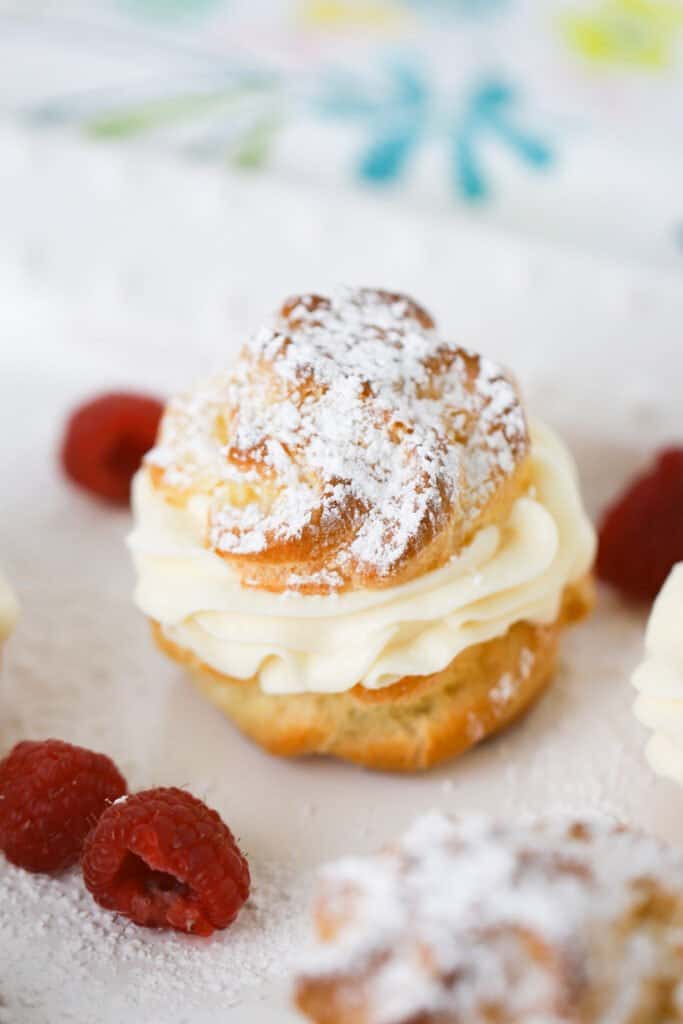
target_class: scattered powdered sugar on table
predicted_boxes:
[0,584,312,1023]
[0,853,307,1023]
[147,288,528,591]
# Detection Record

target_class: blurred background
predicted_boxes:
[1,0,681,502]
[2,0,683,268]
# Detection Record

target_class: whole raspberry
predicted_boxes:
[61,391,164,505]
[82,787,251,936]
[597,448,683,602]
[0,739,127,873]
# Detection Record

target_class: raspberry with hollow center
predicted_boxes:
[82,787,251,936]
[61,391,164,505]
[597,447,683,602]
[0,739,127,873]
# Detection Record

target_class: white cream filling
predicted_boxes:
[129,420,595,696]
[0,569,18,646]
[633,564,683,784]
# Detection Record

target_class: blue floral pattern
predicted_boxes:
[319,63,552,200]
[2,0,682,261]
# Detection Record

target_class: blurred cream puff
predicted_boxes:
[296,813,683,1022]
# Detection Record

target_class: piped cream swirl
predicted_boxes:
[633,565,683,783]
[129,420,595,696]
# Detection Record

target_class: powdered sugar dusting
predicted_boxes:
[147,289,528,592]
[490,646,535,708]
[298,813,683,1023]
[489,673,515,707]
[0,853,307,1021]
[0,585,310,1024]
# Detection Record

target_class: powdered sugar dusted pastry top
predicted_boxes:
[0,568,17,646]
[633,564,683,785]
[145,289,529,595]
[295,813,683,1024]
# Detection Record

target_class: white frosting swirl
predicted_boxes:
[633,564,683,783]
[0,569,18,646]
[129,420,595,696]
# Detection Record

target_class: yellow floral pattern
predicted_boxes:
[299,0,405,28]
[561,0,683,69]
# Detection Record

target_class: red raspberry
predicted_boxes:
[597,448,683,602]
[0,739,127,873]
[61,391,164,505]
[82,787,251,937]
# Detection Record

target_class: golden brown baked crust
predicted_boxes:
[145,289,530,595]
[295,814,683,1024]
[150,575,593,773]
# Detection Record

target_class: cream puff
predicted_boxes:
[295,813,683,1023]
[129,289,595,771]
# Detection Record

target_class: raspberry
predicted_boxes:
[0,739,127,873]
[82,787,251,936]
[597,448,683,602]
[61,392,164,505]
